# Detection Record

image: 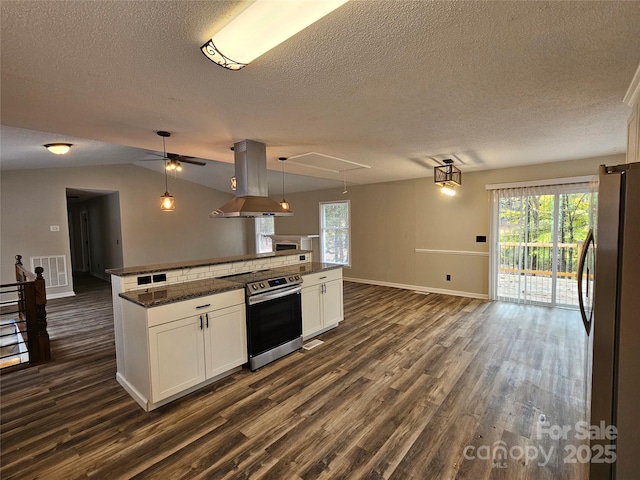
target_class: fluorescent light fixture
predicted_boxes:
[44,143,72,155]
[201,0,348,70]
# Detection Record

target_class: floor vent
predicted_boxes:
[30,255,68,287]
[413,291,431,295]
[303,339,324,350]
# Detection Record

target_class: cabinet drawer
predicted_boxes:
[147,289,244,327]
[302,268,342,287]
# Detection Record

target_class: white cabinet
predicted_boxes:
[301,268,343,339]
[203,304,246,378]
[149,315,206,401]
[119,289,246,411]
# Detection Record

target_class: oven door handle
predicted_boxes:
[247,285,302,305]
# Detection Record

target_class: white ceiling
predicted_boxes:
[1,0,639,194]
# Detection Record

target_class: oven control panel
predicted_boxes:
[247,275,302,295]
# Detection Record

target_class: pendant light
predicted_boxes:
[158,131,176,211]
[279,157,289,211]
[434,159,462,196]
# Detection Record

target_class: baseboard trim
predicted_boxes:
[343,277,489,300]
[46,291,76,300]
[116,372,149,411]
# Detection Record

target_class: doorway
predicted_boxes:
[66,188,123,287]
[490,181,597,307]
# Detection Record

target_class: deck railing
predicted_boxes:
[0,255,51,370]
[498,242,582,278]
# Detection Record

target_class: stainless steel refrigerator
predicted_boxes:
[578,162,640,479]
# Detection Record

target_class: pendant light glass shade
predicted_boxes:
[160,192,176,211]
[440,186,456,196]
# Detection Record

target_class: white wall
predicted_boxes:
[276,154,624,297]
[1,164,250,297]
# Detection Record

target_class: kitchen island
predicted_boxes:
[107,252,342,411]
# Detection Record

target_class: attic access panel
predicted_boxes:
[285,152,371,176]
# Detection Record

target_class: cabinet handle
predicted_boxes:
[319,276,327,280]
[199,315,203,330]
[322,284,326,294]
[196,304,211,309]
[206,313,209,328]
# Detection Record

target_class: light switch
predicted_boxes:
[50,225,60,232]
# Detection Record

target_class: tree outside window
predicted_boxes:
[320,201,350,265]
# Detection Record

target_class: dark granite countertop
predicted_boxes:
[106,249,312,277]
[119,278,244,308]
[119,262,342,308]
[269,262,342,277]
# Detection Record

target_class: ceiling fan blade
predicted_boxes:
[138,152,206,166]
[167,153,206,166]
[179,158,207,166]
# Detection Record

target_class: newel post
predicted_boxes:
[33,266,51,362]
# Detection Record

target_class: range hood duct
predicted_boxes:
[210,139,293,217]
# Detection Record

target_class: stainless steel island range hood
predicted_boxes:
[210,139,293,217]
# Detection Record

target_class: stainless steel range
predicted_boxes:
[226,269,303,371]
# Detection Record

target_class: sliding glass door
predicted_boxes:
[491,182,596,307]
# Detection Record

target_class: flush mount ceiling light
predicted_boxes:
[201,0,349,70]
[44,143,72,155]
[434,159,462,196]
[157,131,176,211]
[279,157,290,211]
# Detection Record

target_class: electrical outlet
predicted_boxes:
[153,273,167,283]
[446,274,451,281]
[476,235,487,243]
[137,275,152,285]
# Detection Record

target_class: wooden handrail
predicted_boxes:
[13,255,50,364]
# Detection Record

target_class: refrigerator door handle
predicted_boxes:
[577,228,595,335]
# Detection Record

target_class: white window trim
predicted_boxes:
[485,175,597,190]
[255,217,274,254]
[319,200,351,266]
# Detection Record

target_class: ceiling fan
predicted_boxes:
[139,131,207,170]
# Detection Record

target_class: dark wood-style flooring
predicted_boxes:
[1,275,589,479]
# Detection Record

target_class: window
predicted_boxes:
[255,217,274,253]
[320,201,350,265]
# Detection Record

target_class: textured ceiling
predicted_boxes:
[1,0,639,194]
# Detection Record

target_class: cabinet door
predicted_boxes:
[302,285,323,337]
[149,316,205,402]
[203,305,247,378]
[322,279,344,328]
